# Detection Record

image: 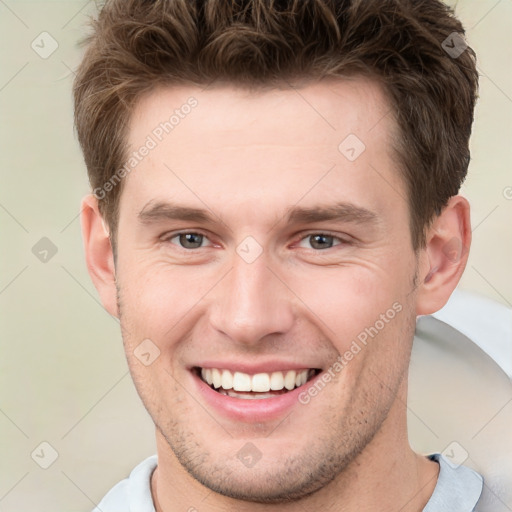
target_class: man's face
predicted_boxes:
[115,79,420,501]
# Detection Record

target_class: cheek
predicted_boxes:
[116,237,417,355]
[287,260,414,352]
[115,258,214,343]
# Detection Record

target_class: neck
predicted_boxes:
[151,379,439,512]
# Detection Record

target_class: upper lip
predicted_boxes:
[190,361,322,374]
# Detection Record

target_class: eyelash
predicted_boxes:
[161,230,349,251]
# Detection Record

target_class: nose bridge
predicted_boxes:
[210,253,293,345]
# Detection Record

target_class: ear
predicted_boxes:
[80,195,119,318]
[416,195,471,315]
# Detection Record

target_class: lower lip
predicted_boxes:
[192,370,321,423]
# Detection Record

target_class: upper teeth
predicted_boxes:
[200,368,311,392]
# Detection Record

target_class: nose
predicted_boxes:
[209,253,295,346]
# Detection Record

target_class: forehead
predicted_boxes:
[129,77,393,146]
[122,78,405,225]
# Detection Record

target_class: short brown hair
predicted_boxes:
[73,0,478,250]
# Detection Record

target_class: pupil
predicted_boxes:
[310,234,333,250]
[180,233,203,249]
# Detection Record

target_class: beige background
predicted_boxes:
[0,0,510,510]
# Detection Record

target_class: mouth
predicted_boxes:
[193,367,322,400]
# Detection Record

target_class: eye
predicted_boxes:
[297,233,344,250]
[165,232,213,249]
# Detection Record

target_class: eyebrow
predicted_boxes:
[138,200,379,227]
[138,202,215,224]
[284,203,378,226]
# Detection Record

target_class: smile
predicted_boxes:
[195,367,321,400]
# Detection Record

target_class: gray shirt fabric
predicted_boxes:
[93,453,483,511]
[424,454,483,512]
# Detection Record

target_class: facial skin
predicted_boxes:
[82,78,471,511]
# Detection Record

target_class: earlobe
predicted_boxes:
[80,195,119,318]
[416,196,471,316]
